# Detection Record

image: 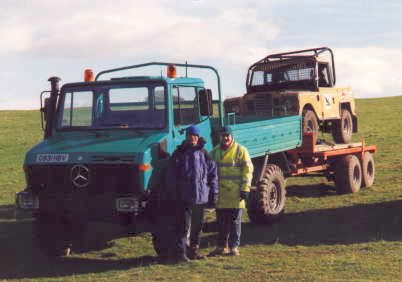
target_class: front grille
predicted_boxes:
[28,164,140,195]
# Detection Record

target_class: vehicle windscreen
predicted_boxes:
[248,59,317,92]
[57,83,166,130]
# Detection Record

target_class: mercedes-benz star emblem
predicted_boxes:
[71,165,90,188]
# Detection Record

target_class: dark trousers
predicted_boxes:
[216,208,242,249]
[176,203,205,255]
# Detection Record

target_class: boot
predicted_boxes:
[174,253,191,264]
[207,246,230,257]
[188,245,205,260]
[229,247,240,256]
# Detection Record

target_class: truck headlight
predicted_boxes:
[16,191,39,210]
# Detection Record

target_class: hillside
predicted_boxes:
[0,96,401,281]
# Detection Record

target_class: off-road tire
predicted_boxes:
[33,216,72,257]
[334,155,362,194]
[332,109,353,144]
[361,152,375,188]
[302,109,319,140]
[247,164,286,224]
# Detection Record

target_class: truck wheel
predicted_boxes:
[247,164,286,223]
[33,216,72,257]
[302,109,319,139]
[361,152,375,188]
[332,109,353,143]
[152,232,169,258]
[335,155,362,194]
[151,214,176,259]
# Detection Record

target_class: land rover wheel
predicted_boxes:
[332,109,353,143]
[335,155,362,194]
[361,152,375,188]
[33,216,72,257]
[247,164,286,223]
[302,109,319,140]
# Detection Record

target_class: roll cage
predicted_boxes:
[246,47,336,92]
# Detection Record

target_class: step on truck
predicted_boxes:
[15,62,302,257]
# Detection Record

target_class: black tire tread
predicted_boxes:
[247,164,286,224]
[335,155,362,194]
[332,109,353,144]
[361,152,375,188]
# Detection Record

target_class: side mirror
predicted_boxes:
[199,89,213,116]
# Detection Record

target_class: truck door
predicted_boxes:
[172,86,213,151]
[318,63,338,119]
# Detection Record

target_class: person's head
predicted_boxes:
[186,125,200,146]
[220,126,233,148]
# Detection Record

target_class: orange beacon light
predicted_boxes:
[167,64,176,78]
[84,69,94,82]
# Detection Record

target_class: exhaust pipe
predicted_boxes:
[44,76,61,139]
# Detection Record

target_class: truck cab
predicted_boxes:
[16,63,219,256]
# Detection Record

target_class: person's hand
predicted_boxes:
[207,193,218,208]
[240,191,249,201]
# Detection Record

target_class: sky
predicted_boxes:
[0,0,401,109]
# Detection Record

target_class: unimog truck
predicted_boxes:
[224,47,358,143]
[15,62,375,257]
[15,62,303,257]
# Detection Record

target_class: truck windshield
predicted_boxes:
[57,84,166,130]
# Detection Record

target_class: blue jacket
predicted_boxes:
[167,138,218,205]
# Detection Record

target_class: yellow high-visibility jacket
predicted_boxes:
[210,141,253,209]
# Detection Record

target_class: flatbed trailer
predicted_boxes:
[247,132,377,223]
[286,133,376,193]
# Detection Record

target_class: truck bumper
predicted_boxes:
[15,189,154,236]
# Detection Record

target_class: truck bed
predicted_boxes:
[225,115,302,158]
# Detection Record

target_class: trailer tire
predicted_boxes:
[332,109,353,144]
[335,155,362,194]
[361,152,375,188]
[247,164,286,223]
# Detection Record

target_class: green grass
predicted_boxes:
[1,96,402,281]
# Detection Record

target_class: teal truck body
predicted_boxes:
[16,62,301,256]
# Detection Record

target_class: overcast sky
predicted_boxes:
[1,0,401,109]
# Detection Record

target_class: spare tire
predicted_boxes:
[361,152,375,188]
[335,154,362,194]
[247,164,286,224]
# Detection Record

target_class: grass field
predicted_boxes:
[0,96,402,281]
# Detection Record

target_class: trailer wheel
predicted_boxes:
[361,152,375,188]
[335,155,362,194]
[247,164,286,223]
[332,109,353,144]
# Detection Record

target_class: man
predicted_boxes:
[209,126,253,256]
[167,125,218,263]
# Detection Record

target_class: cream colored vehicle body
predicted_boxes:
[296,86,356,120]
[226,47,359,143]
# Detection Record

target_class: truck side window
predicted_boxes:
[61,91,93,127]
[173,86,198,125]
